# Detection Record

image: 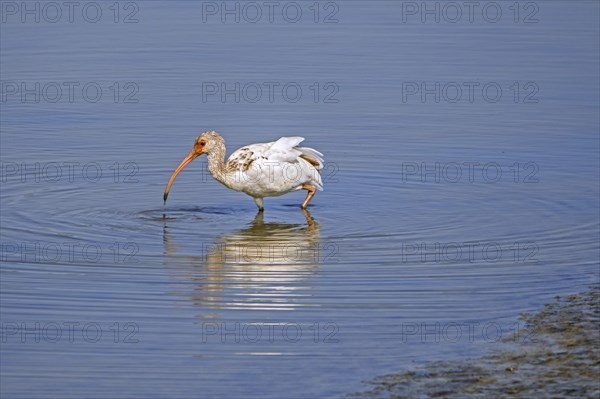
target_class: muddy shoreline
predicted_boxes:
[350,284,600,399]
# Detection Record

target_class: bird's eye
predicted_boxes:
[200,141,206,146]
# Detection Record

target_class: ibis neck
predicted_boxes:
[206,146,228,186]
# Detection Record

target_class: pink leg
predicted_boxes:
[301,184,316,209]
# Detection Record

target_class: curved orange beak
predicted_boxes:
[163,145,203,204]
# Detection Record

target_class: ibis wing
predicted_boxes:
[262,137,305,163]
[226,136,324,171]
[226,143,270,172]
[270,136,304,151]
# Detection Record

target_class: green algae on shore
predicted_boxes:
[350,285,600,399]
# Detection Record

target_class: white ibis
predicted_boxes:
[164,131,324,211]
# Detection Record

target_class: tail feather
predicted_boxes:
[297,147,324,169]
[297,146,324,191]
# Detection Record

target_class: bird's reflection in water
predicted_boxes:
[163,209,321,315]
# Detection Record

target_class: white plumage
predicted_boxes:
[164,131,324,211]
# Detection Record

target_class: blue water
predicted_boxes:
[1,1,599,398]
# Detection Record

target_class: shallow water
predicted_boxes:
[352,285,600,398]
[1,1,599,398]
